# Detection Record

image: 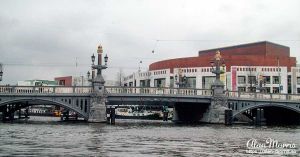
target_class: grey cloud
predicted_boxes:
[0,0,300,84]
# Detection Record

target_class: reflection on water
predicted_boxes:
[0,117,299,156]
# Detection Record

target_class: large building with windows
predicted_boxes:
[124,41,300,94]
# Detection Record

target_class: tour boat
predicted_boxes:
[115,107,161,120]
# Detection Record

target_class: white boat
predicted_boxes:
[115,107,161,120]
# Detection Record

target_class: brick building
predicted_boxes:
[124,41,300,94]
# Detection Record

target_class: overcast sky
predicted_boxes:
[0,0,299,84]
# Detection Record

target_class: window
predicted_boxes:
[297,77,300,85]
[202,76,215,89]
[297,88,300,94]
[186,77,196,88]
[238,87,246,92]
[248,76,256,85]
[265,87,271,93]
[273,87,279,93]
[263,76,271,84]
[273,76,281,84]
[59,80,65,86]
[248,87,256,92]
[238,76,246,84]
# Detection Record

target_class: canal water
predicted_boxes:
[0,117,299,156]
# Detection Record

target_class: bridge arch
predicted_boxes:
[0,98,89,119]
[233,103,300,118]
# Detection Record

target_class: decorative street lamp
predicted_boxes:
[87,71,90,79]
[0,63,3,82]
[91,54,96,65]
[210,51,225,95]
[90,44,108,92]
[0,70,3,82]
[88,44,109,123]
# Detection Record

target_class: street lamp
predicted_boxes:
[104,54,108,66]
[89,44,109,92]
[0,63,3,82]
[91,54,95,65]
[0,70,3,82]
[87,71,90,79]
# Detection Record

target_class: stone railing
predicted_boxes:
[105,86,213,96]
[0,86,93,94]
[227,91,300,101]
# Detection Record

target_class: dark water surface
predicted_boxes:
[0,117,299,157]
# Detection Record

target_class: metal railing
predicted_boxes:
[0,86,93,94]
[104,86,213,96]
[227,91,300,101]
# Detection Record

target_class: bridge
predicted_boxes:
[1,47,300,125]
[1,85,300,124]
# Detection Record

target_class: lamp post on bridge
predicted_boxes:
[90,45,108,91]
[0,63,3,82]
[87,44,109,122]
[210,51,225,95]
[201,51,232,125]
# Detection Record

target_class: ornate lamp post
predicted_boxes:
[0,63,3,82]
[88,44,109,122]
[90,45,108,92]
[210,51,225,95]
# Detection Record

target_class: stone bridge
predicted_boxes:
[1,85,300,124]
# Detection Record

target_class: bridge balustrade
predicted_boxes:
[104,86,212,96]
[0,86,92,94]
[227,91,300,102]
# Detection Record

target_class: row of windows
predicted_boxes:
[201,68,212,72]
[238,86,281,93]
[182,68,197,73]
[237,67,257,72]
[235,67,282,72]
[237,76,281,84]
[262,67,281,72]
[139,72,151,77]
[154,70,167,75]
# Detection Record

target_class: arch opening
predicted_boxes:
[0,98,88,122]
[234,105,300,125]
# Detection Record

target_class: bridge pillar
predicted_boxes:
[88,44,108,123]
[162,106,169,121]
[163,112,169,121]
[110,107,115,125]
[24,107,29,119]
[1,105,7,122]
[18,109,21,119]
[254,108,265,125]
[88,93,107,123]
[225,109,233,125]
[201,95,228,124]
[106,107,111,124]
[105,106,115,124]
[200,51,229,124]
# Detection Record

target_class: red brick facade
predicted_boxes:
[54,76,72,86]
[149,41,296,72]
